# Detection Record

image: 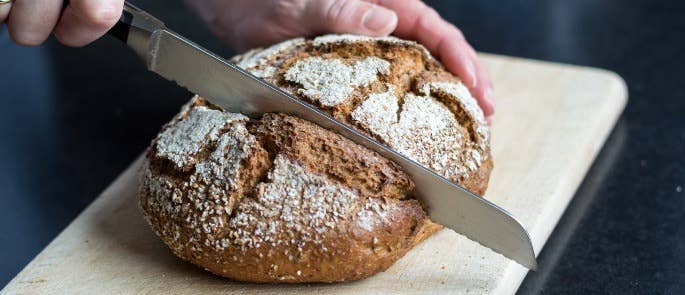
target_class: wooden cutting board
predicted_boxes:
[2,54,627,295]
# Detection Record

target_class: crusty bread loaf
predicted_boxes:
[139,34,491,283]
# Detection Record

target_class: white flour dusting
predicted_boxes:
[284,56,390,107]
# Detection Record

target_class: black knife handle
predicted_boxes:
[108,7,134,43]
[106,2,165,44]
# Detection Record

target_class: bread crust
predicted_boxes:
[140,99,441,282]
[139,34,492,283]
[233,34,492,192]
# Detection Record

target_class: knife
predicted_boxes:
[108,2,537,270]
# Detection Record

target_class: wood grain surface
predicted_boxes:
[2,54,627,295]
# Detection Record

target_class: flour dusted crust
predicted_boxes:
[284,56,391,107]
[233,34,492,192]
[140,34,491,283]
[140,98,440,283]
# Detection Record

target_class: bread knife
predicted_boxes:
[108,2,537,270]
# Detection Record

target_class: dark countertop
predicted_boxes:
[0,0,683,293]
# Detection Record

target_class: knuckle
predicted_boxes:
[272,0,305,23]
[82,4,121,29]
[451,25,465,40]
[414,7,435,31]
[417,6,439,26]
[323,0,348,28]
[424,6,440,18]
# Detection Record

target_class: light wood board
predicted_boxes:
[2,54,627,294]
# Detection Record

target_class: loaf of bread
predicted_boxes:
[139,34,492,283]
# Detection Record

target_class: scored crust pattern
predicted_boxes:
[232,34,491,189]
[139,34,492,283]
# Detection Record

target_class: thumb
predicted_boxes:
[305,0,398,37]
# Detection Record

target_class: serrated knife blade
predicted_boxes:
[108,2,537,270]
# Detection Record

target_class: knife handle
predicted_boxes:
[107,2,165,44]
[106,2,165,61]
[108,5,134,43]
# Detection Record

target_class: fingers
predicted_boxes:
[6,0,64,46]
[54,0,124,47]
[467,45,495,118]
[305,0,398,37]
[0,1,11,25]
[3,0,123,47]
[374,0,495,118]
[213,0,399,52]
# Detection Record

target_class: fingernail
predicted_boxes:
[362,7,395,32]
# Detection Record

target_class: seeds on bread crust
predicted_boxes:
[140,98,435,282]
[235,34,491,187]
[140,34,491,283]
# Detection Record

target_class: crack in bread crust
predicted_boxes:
[140,34,491,283]
[140,97,438,283]
[235,34,491,190]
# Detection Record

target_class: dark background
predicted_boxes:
[1,0,683,293]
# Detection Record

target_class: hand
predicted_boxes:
[186,0,495,121]
[0,0,124,47]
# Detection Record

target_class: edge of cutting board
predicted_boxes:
[484,53,628,294]
[1,54,628,294]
